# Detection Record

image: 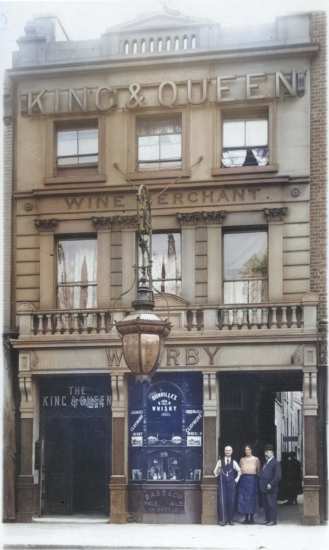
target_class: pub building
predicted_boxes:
[3,9,327,525]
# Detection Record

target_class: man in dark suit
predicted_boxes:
[259,444,282,525]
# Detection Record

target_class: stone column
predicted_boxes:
[264,208,287,302]
[303,345,320,524]
[110,373,128,523]
[92,217,112,307]
[16,352,35,521]
[35,219,58,309]
[201,372,218,524]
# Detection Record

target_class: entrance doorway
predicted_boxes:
[218,371,304,523]
[39,376,111,516]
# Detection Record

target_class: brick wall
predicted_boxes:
[310,11,327,322]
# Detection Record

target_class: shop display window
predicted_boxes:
[129,373,202,482]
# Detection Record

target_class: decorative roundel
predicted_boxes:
[290,187,301,198]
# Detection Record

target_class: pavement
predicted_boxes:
[1,501,329,550]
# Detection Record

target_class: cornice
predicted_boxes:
[8,44,319,79]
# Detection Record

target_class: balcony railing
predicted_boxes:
[16,301,317,339]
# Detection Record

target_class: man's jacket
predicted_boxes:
[259,458,282,493]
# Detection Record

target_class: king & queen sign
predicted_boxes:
[40,377,111,416]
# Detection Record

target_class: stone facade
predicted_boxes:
[3,10,327,524]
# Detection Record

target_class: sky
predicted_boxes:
[0,0,328,72]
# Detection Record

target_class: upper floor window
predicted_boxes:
[57,238,97,309]
[152,232,182,295]
[223,230,268,304]
[138,231,182,295]
[136,115,182,171]
[221,116,269,168]
[56,123,98,168]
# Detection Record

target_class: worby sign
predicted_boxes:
[21,70,305,116]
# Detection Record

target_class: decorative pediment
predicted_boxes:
[107,12,210,33]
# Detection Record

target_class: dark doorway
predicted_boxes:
[44,417,109,515]
[218,371,303,459]
[40,376,111,516]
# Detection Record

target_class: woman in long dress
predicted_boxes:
[238,444,261,524]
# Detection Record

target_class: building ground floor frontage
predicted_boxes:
[11,337,326,526]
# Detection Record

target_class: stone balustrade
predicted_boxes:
[16,301,317,339]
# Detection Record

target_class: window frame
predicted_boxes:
[45,116,106,185]
[222,227,269,305]
[127,109,190,180]
[212,101,277,176]
[137,230,182,297]
[56,235,98,310]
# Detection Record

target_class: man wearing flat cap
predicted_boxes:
[258,444,282,525]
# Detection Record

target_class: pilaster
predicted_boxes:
[303,345,320,525]
[110,373,128,523]
[264,208,287,302]
[201,372,218,524]
[92,217,112,307]
[17,352,35,521]
[35,219,58,310]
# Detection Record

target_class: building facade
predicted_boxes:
[3,10,327,524]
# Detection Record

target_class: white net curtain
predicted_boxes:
[57,239,97,309]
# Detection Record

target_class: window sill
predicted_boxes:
[128,169,190,181]
[212,164,278,177]
[44,174,107,185]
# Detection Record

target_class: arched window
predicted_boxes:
[166,37,171,51]
[191,35,196,49]
[149,38,154,53]
[174,37,180,51]
[132,40,138,55]
[124,41,129,55]
[158,38,163,52]
[183,35,188,50]
[141,39,146,54]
